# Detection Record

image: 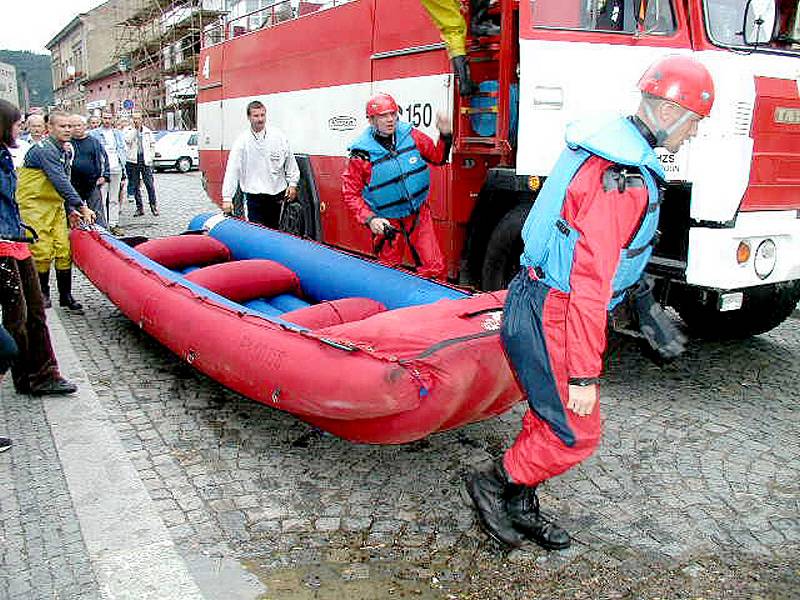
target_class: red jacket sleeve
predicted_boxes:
[341,156,374,225]
[410,129,452,166]
[562,157,649,380]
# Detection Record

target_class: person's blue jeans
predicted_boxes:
[125,162,158,212]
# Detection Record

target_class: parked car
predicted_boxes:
[153,131,199,173]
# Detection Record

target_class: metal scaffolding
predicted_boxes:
[113,0,226,129]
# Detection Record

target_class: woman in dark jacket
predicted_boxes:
[0,99,77,396]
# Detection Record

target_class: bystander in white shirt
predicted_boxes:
[221,125,300,202]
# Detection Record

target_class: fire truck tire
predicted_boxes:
[481,203,531,291]
[672,281,800,340]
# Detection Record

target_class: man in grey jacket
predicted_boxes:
[90,111,127,234]
[123,111,158,217]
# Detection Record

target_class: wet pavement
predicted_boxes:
[1,171,798,599]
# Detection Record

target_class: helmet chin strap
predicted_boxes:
[642,100,693,147]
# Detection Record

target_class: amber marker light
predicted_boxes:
[736,240,751,264]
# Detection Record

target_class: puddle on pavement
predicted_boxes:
[245,561,448,599]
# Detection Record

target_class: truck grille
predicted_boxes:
[733,101,753,136]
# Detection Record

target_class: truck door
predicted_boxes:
[516,0,692,178]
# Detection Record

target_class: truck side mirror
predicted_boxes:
[741,0,776,46]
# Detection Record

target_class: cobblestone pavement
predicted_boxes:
[1,172,798,599]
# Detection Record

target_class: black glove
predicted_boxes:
[382,223,399,243]
[632,278,687,361]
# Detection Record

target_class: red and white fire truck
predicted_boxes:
[198,0,800,338]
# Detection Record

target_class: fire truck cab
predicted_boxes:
[198,0,800,339]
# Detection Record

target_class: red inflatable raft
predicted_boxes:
[71,214,521,443]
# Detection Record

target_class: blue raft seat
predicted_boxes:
[135,235,388,328]
[181,257,386,328]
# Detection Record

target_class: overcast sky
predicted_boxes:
[5,0,106,54]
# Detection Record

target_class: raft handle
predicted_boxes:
[459,306,503,318]
[318,337,358,352]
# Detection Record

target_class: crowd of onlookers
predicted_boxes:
[0,99,163,454]
[12,108,160,235]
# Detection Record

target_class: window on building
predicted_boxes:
[71,41,84,76]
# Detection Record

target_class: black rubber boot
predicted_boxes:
[55,268,83,313]
[506,485,571,550]
[30,376,78,396]
[465,459,524,547]
[452,55,478,97]
[38,271,51,309]
[470,0,500,36]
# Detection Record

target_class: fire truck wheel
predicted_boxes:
[672,280,800,340]
[481,203,531,291]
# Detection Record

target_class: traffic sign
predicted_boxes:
[123,99,134,110]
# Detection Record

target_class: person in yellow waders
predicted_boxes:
[16,110,95,312]
[419,0,500,96]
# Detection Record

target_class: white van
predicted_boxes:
[153,131,199,173]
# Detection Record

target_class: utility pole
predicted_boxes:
[19,71,30,113]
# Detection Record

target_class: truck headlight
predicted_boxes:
[753,239,776,280]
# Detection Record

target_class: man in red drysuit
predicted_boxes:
[466,55,715,550]
[341,93,451,280]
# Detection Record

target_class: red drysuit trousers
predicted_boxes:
[377,203,446,280]
[500,270,602,486]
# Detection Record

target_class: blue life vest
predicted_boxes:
[520,116,665,310]
[349,121,430,219]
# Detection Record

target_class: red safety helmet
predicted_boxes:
[638,55,715,118]
[366,93,399,118]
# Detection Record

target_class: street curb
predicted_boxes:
[45,309,207,600]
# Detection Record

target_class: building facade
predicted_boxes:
[0,62,19,105]
[84,66,128,116]
[47,0,141,114]
[49,0,223,129]
[115,0,224,130]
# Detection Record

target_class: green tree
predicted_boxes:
[0,50,54,110]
